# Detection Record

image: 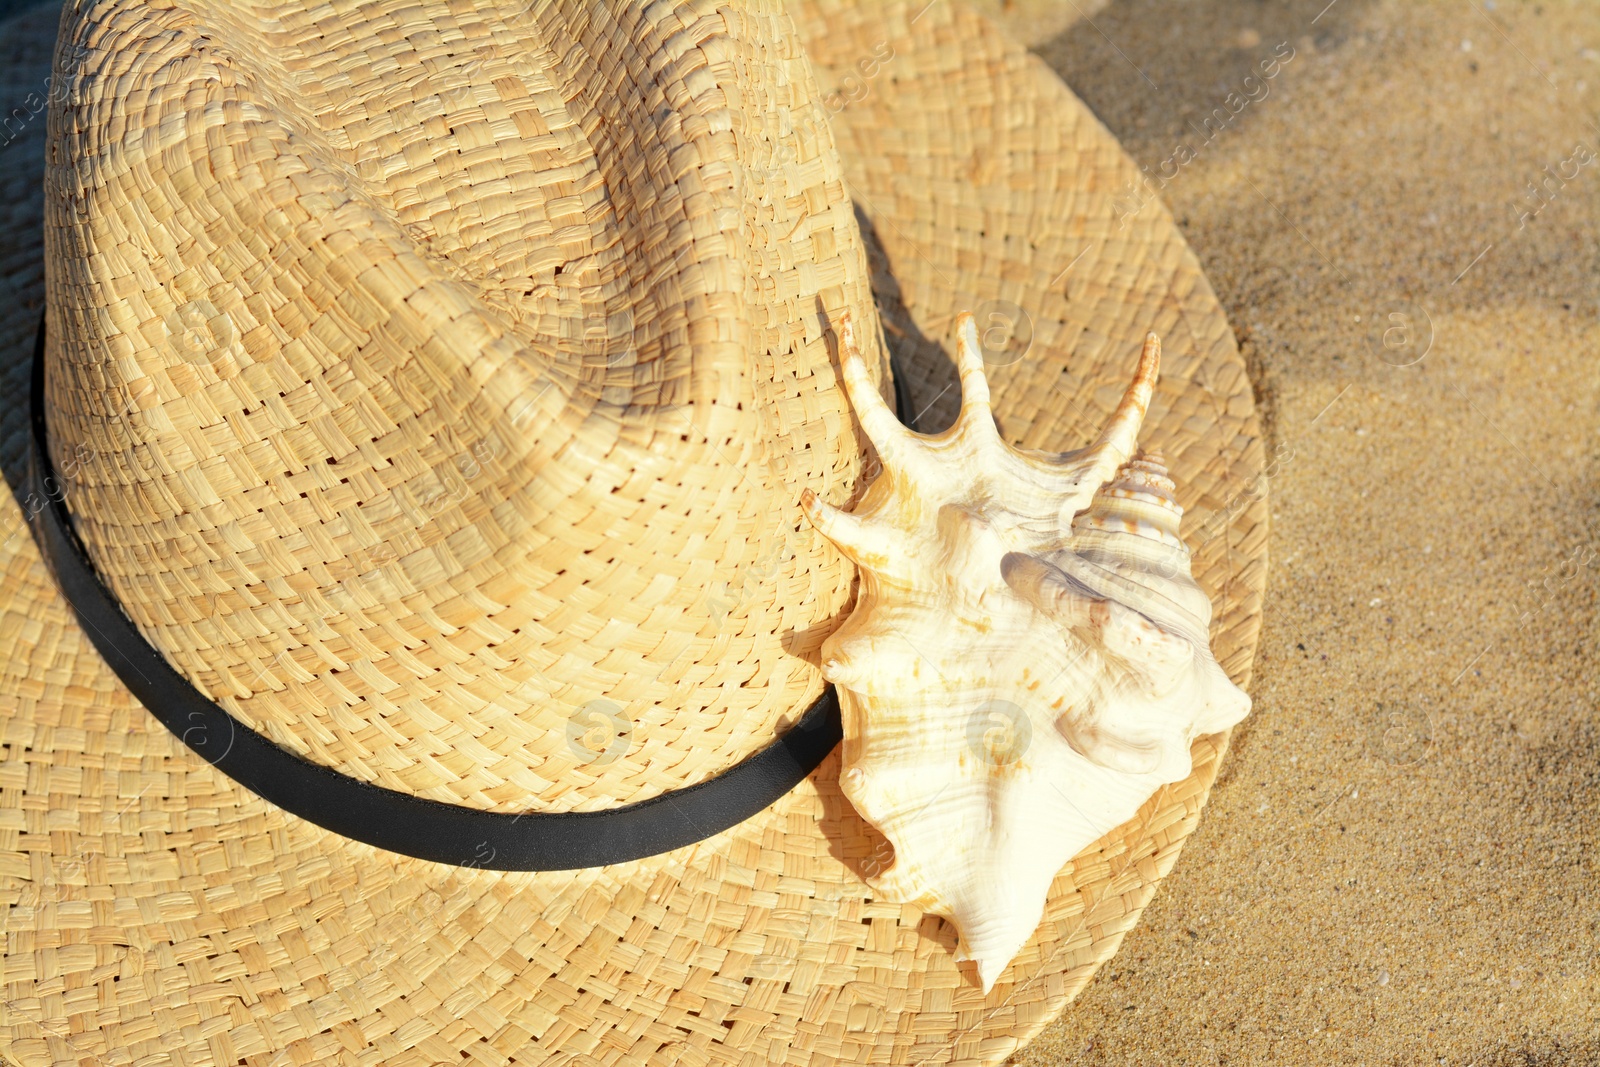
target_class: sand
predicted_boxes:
[976,1,1600,1063]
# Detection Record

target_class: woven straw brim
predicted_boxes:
[0,4,1267,1067]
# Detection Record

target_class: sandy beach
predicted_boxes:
[980,1,1600,1063]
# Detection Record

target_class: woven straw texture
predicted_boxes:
[39,0,892,816]
[0,1,1267,1065]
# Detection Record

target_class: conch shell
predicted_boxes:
[801,314,1251,993]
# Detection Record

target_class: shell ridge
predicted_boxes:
[1043,552,1211,650]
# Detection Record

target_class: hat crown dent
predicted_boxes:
[42,0,888,813]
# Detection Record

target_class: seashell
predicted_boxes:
[801,313,1251,993]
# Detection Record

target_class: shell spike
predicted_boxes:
[1082,331,1160,483]
[835,313,920,462]
[975,957,1007,996]
[821,651,868,689]
[801,488,902,574]
[952,312,993,430]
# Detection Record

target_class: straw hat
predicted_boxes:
[0,0,1266,1063]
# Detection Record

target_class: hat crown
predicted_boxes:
[43,0,885,812]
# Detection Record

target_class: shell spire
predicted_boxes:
[1082,449,1184,548]
[804,314,1251,994]
[1079,332,1162,489]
